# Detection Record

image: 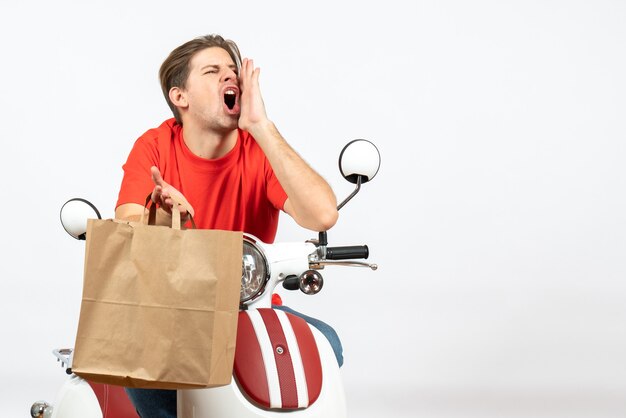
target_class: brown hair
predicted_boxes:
[159,34,242,124]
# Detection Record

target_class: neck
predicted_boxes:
[181,123,238,159]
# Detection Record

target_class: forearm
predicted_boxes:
[248,121,338,231]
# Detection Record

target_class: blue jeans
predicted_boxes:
[125,306,343,418]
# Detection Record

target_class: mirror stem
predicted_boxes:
[318,231,328,246]
[337,175,363,211]
[316,231,328,259]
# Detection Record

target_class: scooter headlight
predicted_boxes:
[241,237,269,303]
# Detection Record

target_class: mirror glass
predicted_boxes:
[338,139,381,184]
[60,198,101,240]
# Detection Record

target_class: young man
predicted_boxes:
[116,34,337,234]
[115,34,340,417]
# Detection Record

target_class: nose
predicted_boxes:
[222,67,239,83]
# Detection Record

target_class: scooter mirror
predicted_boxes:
[338,139,381,184]
[60,198,102,240]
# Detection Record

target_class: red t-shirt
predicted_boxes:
[116,119,288,243]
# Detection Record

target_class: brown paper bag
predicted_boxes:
[71,201,242,389]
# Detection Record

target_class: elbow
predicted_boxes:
[315,206,339,232]
[287,197,339,232]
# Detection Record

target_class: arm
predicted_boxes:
[238,58,338,232]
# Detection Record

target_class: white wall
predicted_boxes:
[1,1,625,417]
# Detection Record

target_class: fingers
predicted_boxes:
[151,166,165,205]
[253,67,260,84]
[240,58,249,89]
[239,58,266,129]
[152,186,188,219]
[240,58,259,86]
[149,166,195,219]
[151,166,164,186]
[242,57,251,74]
[151,167,174,209]
[151,185,161,204]
[152,186,173,207]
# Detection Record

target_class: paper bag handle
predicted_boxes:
[141,194,197,230]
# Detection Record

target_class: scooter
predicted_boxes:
[31,139,380,418]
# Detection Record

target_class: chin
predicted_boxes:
[212,118,239,133]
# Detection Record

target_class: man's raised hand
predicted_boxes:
[150,166,195,219]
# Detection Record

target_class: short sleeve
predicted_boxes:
[116,134,160,208]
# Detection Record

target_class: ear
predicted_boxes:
[169,87,188,109]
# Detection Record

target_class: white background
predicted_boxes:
[1,1,625,417]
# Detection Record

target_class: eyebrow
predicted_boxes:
[200,64,238,72]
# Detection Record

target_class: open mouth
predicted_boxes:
[224,90,236,110]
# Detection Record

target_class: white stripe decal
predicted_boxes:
[246,309,282,408]
[275,310,309,408]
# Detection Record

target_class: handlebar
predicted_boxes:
[325,245,369,260]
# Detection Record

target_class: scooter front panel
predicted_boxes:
[234,308,322,410]
[179,324,346,418]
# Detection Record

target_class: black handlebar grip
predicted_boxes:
[325,245,369,260]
